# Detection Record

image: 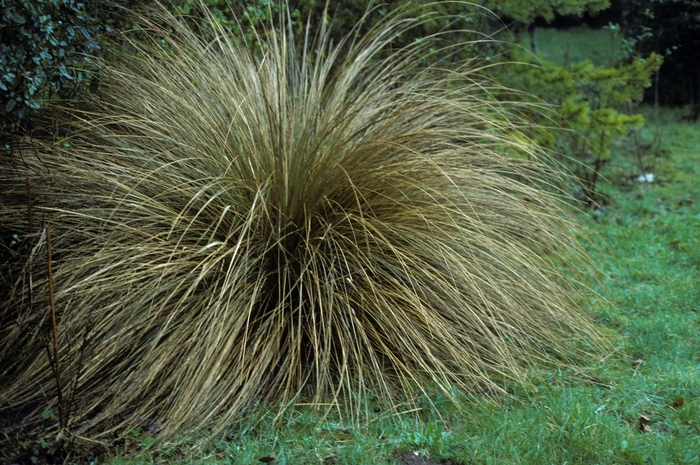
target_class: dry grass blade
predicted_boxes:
[0,2,607,444]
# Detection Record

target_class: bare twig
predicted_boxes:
[628,102,646,176]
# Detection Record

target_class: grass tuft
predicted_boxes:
[0,3,606,444]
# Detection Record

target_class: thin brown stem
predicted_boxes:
[653,55,662,160]
[587,129,607,204]
[628,102,645,175]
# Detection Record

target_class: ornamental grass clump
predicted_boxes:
[0,4,605,443]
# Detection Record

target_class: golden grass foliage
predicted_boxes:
[1,3,606,444]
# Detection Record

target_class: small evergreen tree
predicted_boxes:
[500,45,662,203]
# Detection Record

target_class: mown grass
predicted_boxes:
[105,30,700,465]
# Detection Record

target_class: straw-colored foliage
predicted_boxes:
[0,4,605,443]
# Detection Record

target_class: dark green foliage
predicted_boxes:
[482,0,610,23]
[170,0,306,49]
[616,0,700,105]
[167,1,613,58]
[0,0,105,125]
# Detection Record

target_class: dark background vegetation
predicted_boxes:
[2,0,699,127]
[538,0,700,107]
